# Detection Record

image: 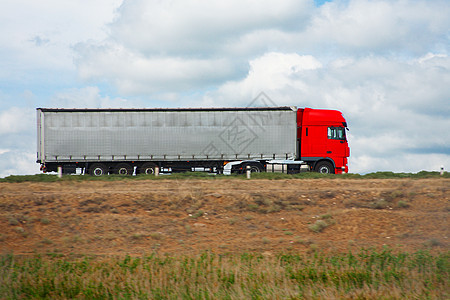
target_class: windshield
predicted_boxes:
[328,127,346,140]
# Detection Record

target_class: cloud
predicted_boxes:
[74,43,237,94]
[0,151,39,178]
[74,0,315,94]
[0,106,38,177]
[0,0,122,76]
[74,0,450,98]
[198,53,322,106]
[109,0,313,56]
[0,107,35,135]
[50,86,133,108]
[304,0,450,54]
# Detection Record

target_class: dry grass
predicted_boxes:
[1,178,449,258]
[0,249,448,299]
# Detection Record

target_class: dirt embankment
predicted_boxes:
[0,178,448,255]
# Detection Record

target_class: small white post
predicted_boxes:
[57,166,62,178]
[246,165,251,179]
[440,166,444,176]
[155,166,160,177]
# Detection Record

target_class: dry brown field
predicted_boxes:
[0,177,448,256]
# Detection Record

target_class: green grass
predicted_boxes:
[0,248,448,299]
[1,170,449,182]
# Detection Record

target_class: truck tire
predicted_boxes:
[89,163,108,176]
[314,161,334,174]
[243,162,264,173]
[114,163,133,175]
[138,163,157,175]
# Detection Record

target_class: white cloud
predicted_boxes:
[74,0,315,93]
[0,149,10,155]
[0,151,39,178]
[51,86,133,108]
[110,0,312,56]
[0,106,37,177]
[304,0,450,54]
[198,53,322,106]
[73,0,450,98]
[0,0,122,77]
[0,107,35,135]
[75,43,236,94]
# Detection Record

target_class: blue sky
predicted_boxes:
[0,0,449,177]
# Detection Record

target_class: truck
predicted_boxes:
[36,106,349,176]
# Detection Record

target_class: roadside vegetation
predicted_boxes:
[0,248,448,299]
[1,170,448,182]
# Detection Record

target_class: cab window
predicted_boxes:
[328,127,346,140]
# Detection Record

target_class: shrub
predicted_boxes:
[41,238,53,245]
[308,220,329,233]
[40,218,51,224]
[185,225,194,234]
[293,236,310,245]
[7,217,19,226]
[320,213,333,220]
[130,233,145,240]
[424,239,442,247]
[397,200,410,208]
[150,232,163,240]
[13,227,27,237]
[190,210,204,219]
[372,199,389,209]
[244,215,254,221]
[228,217,238,225]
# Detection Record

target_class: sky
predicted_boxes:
[0,0,449,177]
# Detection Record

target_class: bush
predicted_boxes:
[397,200,410,208]
[308,220,329,233]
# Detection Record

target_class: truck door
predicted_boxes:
[301,125,328,157]
[326,126,348,157]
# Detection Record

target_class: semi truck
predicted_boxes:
[36,106,349,176]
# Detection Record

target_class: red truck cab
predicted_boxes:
[297,108,350,174]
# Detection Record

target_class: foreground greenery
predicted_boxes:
[1,170,449,182]
[0,249,448,299]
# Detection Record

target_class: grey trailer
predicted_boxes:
[37,107,298,175]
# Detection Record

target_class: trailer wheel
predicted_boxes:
[89,163,108,176]
[114,163,133,176]
[314,161,334,174]
[138,163,157,175]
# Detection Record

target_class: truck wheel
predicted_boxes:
[89,163,108,176]
[138,163,157,175]
[243,163,264,173]
[314,161,334,174]
[114,163,133,175]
